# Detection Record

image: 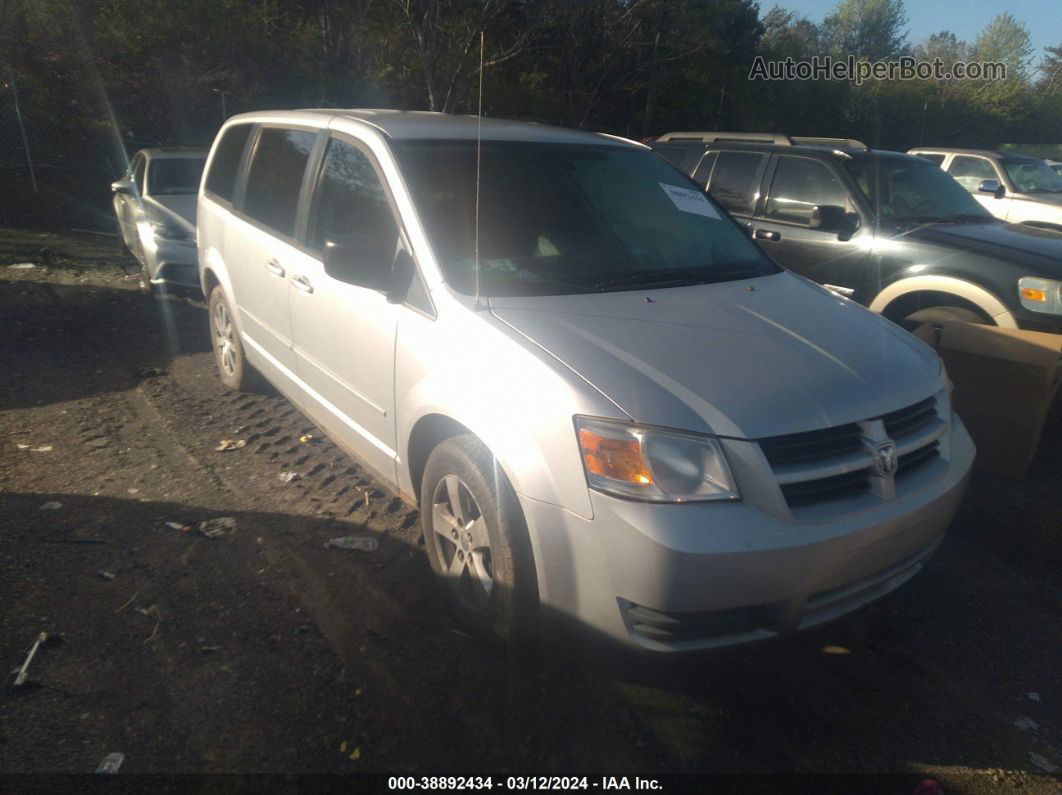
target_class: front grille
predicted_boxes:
[884,397,937,438]
[759,423,862,468]
[758,395,946,511]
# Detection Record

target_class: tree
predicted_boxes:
[821,0,908,61]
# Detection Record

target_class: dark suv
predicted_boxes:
[651,132,1062,333]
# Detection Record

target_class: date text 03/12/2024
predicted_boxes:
[387,777,663,791]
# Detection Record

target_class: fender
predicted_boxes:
[869,274,1018,329]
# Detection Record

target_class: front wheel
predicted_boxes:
[420,435,539,643]
[900,305,989,331]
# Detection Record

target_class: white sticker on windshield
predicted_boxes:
[660,183,721,219]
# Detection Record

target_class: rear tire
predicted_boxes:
[420,435,539,644]
[208,285,260,391]
[900,305,988,331]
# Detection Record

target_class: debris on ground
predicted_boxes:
[1028,752,1058,773]
[12,631,62,687]
[299,434,315,443]
[40,501,63,511]
[325,536,379,552]
[1028,692,1042,702]
[135,366,166,378]
[97,570,116,581]
[1013,716,1039,731]
[8,262,36,269]
[136,605,162,643]
[17,443,53,452]
[164,520,191,532]
[215,439,246,452]
[278,471,299,483]
[198,517,236,538]
[95,752,124,774]
[339,741,362,761]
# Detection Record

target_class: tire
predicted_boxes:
[207,285,259,391]
[900,305,989,331]
[420,435,539,643]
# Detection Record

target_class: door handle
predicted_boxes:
[291,274,314,294]
[753,229,781,241]
[266,259,285,277]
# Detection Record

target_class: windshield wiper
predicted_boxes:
[592,266,761,290]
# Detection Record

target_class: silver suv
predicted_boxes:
[198,110,974,653]
[909,147,1062,231]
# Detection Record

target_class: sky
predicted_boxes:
[775,0,1060,67]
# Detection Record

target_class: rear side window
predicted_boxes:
[707,152,766,215]
[947,155,997,191]
[242,128,316,238]
[692,152,718,187]
[766,156,850,225]
[204,124,252,202]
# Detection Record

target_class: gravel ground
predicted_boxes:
[0,229,1059,791]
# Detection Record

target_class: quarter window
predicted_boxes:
[707,152,766,215]
[692,152,718,188]
[947,156,998,191]
[204,124,252,203]
[766,156,851,226]
[242,128,316,238]
[308,138,399,257]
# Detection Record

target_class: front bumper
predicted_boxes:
[143,238,200,290]
[519,416,974,653]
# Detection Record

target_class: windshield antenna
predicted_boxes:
[473,29,485,310]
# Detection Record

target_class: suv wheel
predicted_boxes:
[420,435,538,643]
[900,305,988,331]
[208,285,258,391]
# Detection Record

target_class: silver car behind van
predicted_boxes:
[198,110,974,653]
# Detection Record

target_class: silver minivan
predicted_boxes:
[198,110,975,653]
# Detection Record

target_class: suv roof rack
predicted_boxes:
[655,131,868,150]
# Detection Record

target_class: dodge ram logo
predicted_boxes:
[875,442,898,478]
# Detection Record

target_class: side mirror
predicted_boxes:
[323,234,394,292]
[978,179,1005,199]
[111,178,136,195]
[810,205,859,237]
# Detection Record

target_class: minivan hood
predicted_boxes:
[147,194,197,231]
[489,272,939,439]
[901,220,1062,276]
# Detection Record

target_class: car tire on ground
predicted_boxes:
[900,305,988,331]
[208,285,259,391]
[420,435,539,644]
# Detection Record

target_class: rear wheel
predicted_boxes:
[420,435,538,643]
[208,285,259,391]
[900,305,988,331]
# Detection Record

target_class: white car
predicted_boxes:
[197,111,974,653]
[909,148,1062,231]
[112,147,206,291]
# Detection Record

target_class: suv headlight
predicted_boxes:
[1018,276,1062,315]
[574,417,739,502]
[151,220,192,242]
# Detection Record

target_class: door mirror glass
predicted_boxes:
[111,178,136,195]
[809,204,859,235]
[323,234,394,292]
[978,179,1004,198]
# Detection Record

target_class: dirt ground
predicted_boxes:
[1,229,1059,790]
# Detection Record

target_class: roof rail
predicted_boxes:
[654,131,868,150]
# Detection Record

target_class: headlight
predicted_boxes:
[151,220,192,242]
[574,417,739,502]
[1018,276,1062,314]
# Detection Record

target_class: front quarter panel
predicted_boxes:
[395,292,627,521]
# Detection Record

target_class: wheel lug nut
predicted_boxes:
[451,529,458,540]
[458,550,464,561]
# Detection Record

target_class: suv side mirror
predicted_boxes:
[978,179,1005,199]
[111,178,136,195]
[323,234,395,292]
[809,205,859,237]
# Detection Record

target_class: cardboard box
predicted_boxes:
[913,321,1062,479]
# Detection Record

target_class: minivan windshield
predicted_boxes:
[149,156,207,195]
[844,156,993,226]
[394,141,779,296]
[1002,158,1062,194]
